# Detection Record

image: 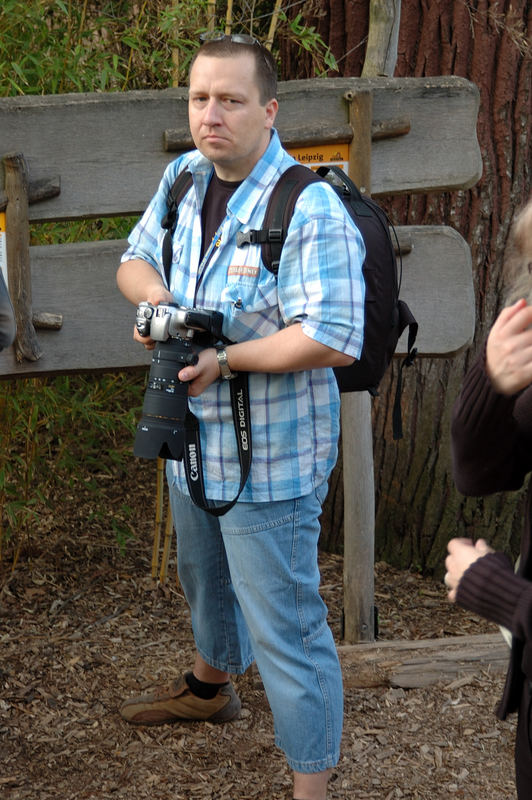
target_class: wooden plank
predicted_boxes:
[338,632,510,689]
[163,119,411,151]
[0,224,474,378]
[0,175,61,213]
[0,90,187,222]
[0,240,151,378]
[277,76,481,195]
[0,76,481,222]
[395,224,475,356]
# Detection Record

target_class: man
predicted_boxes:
[117,34,365,800]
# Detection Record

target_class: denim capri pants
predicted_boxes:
[168,478,343,774]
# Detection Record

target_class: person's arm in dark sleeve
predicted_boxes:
[455,551,532,643]
[451,300,532,496]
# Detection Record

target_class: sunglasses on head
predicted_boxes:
[199,32,260,46]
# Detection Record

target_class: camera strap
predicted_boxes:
[183,372,252,517]
[161,169,252,516]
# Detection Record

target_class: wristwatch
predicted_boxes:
[216,346,238,380]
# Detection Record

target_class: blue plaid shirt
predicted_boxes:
[122,131,365,502]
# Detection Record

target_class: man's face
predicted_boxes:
[188,51,278,181]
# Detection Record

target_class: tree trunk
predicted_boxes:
[282,0,532,574]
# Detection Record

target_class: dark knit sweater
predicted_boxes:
[451,344,532,719]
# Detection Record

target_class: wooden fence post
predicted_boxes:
[4,153,42,363]
[340,0,403,644]
[342,90,376,643]
[362,0,402,78]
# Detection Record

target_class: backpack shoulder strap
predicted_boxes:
[317,164,379,221]
[262,164,323,274]
[319,164,403,295]
[236,164,323,275]
[161,169,194,285]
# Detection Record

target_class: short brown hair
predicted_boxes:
[190,37,277,105]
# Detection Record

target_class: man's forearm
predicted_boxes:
[180,323,354,397]
[224,323,354,374]
[117,262,354,377]
[117,258,170,306]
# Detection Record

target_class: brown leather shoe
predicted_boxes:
[119,675,241,725]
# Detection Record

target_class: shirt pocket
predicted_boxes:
[221,266,278,314]
[220,267,280,337]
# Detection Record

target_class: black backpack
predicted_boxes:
[162,164,418,439]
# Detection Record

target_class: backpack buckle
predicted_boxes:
[267,228,283,243]
[237,229,278,247]
[236,231,252,246]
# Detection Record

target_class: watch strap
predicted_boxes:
[216,346,238,380]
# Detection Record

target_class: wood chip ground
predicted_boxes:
[0,467,517,799]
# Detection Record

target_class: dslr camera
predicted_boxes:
[134,301,224,461]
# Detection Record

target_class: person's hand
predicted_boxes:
[444,538,494,602]
[178,347,221,397]
[486,299,532,395]
[132,287,176,350]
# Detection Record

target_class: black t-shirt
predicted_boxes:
[200,172,242,260]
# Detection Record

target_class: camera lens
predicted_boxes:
[133,338,197,461]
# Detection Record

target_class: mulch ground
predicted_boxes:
[0,462,517,799]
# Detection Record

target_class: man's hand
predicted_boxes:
[486,299,532,395]
[178,347,221,396]
[132,287,176,351]
[444,538,494,602]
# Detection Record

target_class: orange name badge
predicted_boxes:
[286,144,349,173]
[228,265,260,278]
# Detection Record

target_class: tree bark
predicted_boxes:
[282,0,532,574]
